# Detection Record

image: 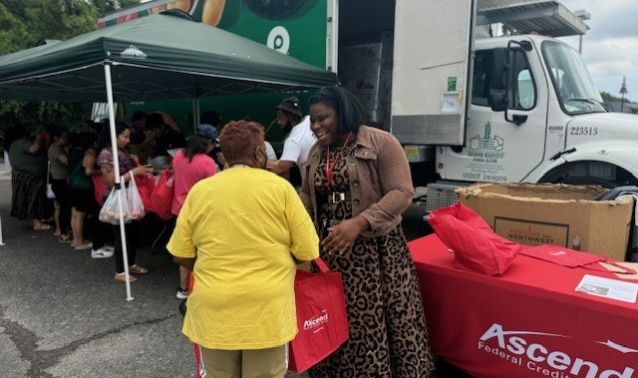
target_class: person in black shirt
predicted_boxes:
[151,113,186,157]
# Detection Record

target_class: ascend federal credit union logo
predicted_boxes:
[478,323,635,377]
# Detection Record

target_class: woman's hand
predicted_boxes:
[132,165,153,177]
[130,154,141,166]
[321,215,369,255]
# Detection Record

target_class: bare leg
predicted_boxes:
[75,211,87,245]
[71,208,78,244]
[53,206,61,236]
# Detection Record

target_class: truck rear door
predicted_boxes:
[391,0,476,146]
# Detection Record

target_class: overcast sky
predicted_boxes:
[559,0,638,101]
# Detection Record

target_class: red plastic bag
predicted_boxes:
[135,174,155,210]
[521,245,636,274]
[92,175,108,206]
[428,202,521,276]
[288,259,349,373]
[148,170,174,220]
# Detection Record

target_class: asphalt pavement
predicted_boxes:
[0,171,460,378]
[0,176,199,377]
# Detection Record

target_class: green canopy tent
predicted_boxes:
[0,10,337,101]
[0,10,338,300]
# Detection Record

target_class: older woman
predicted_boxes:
[167,120,319,378]
[10,126,50,231]
[301,87,434,377]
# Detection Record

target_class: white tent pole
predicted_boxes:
[0,215,5,246]
[104,62,134,302]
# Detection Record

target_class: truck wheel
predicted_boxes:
[539,162,638,188]
[552,176,621,188]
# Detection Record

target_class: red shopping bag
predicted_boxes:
[135,174,155,210]
[92,175,108,206]
[288,259,349,373]
[148,170,174,220]
[428,202,521,276]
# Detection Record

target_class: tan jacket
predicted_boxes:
[300,126,414,238]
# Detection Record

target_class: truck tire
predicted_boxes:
[539,161,638,188]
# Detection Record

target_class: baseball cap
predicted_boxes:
[276,97,303,118]
[196,123,219,141]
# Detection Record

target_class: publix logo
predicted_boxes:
[478,323,635,378]
[303,311,328,331]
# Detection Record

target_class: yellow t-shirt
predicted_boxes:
[167,166,319,350]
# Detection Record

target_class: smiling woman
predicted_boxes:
[301,86,435,377]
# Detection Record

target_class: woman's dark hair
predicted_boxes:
[309,86,364,134]
[98,120,129,150]
[219,120,264,165]
[184,135,209,162]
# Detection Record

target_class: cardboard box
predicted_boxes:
[456,183,634,261]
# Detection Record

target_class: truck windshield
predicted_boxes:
[542,41,606,115]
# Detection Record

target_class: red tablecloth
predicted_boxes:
[409,235,638,378]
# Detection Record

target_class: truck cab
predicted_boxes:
[436,34,637,187]
[437,34,638,188]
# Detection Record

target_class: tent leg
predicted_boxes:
[192,98,200,131]
[0,215,5,246]
[104,63,134,302]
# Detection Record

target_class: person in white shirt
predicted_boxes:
[267,97,316,182]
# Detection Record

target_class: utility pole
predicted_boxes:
[574,10,591,54]
[620,76,628,113]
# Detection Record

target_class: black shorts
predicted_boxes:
[70,188,95,213]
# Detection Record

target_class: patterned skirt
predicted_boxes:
[11,169,49,221]
[308,226,435,378]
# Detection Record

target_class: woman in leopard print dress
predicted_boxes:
[300,87,434,377]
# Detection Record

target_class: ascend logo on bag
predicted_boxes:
[478,323,635,378]
[303,310,328,331]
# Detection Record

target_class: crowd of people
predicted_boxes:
[4,112,193,283]
[3,86,435,377]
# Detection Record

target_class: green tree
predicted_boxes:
[0,0,141,147]
[601,91,634,104]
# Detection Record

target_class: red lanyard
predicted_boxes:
[325,134,353,186]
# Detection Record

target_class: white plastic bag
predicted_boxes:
[126,172,145,220]
[99,187,129,225]
[46,162,55,199]
[46,184,56,200]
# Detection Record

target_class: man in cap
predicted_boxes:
[267,97,315,183]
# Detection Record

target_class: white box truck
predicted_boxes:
[101,0,638,211]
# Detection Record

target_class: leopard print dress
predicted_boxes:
[307,141,434,378]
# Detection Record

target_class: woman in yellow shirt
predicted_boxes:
[167,120,319,378]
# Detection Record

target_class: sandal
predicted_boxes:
[114,273,137,283]
[129,265,148,275]
[59,235,72,243]
[74,242,93,251]
[33,224,52,231]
